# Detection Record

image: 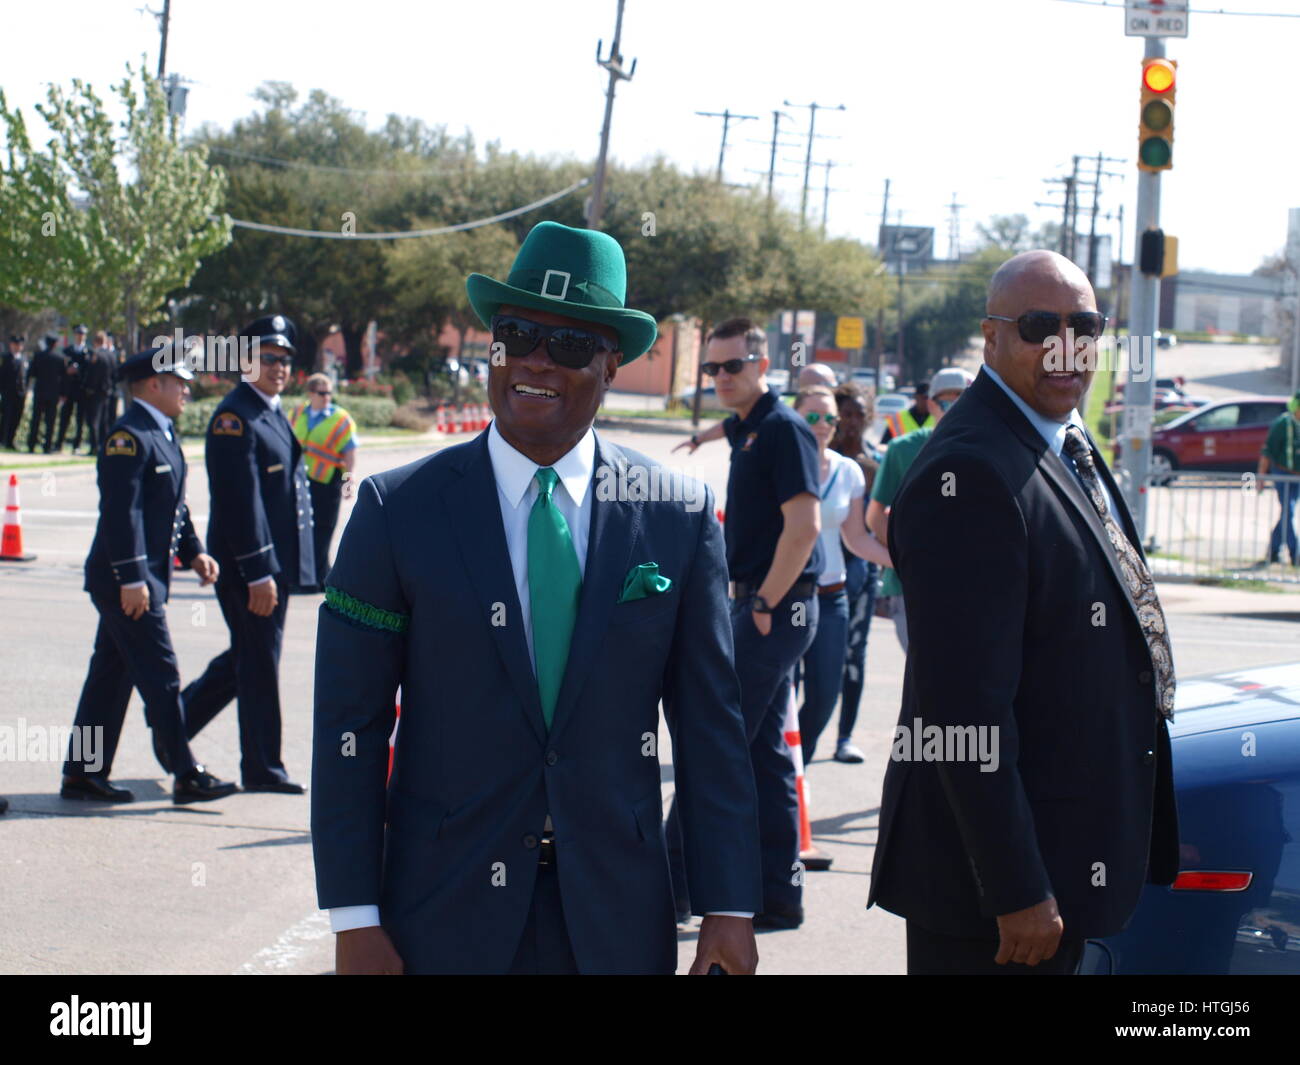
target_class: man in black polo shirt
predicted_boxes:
[671,317,823,929]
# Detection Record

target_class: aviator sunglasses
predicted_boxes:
[701,355,760,377]
[985,311,1107,345]
[803,411,838,426]
[490,314,616,370]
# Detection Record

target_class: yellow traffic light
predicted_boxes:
[1138,58,1177,172]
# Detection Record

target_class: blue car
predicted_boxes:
[1082,663,1300,975]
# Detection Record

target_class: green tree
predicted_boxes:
[0,65,230,345]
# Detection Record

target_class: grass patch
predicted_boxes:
[1195,577,1291,593]
[1085,367,1116,461]
[601,407,728,421]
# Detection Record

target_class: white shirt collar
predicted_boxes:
[244,381,281,410]
[983,363,1088,457]
[487,420,595,510]
[132,397,173,436]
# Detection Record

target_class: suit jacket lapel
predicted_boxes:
[442,433,548,745]
[548,436,644,744]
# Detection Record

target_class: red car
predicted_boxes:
[1121,395,1289,481]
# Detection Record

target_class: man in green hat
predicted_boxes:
[312,221,762,974]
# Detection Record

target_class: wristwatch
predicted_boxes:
[690,434,700,448]
[752,595,774,614]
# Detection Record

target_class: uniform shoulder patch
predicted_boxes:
[212,412,244,436]
[104,430,138,457]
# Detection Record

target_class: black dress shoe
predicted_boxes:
[173,767,238,805]
[753,905,804,930]
[242,780,306,794]
[61,774,134,803]
[152,731,173,774]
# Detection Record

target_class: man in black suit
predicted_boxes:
[27,335,65,453]
[868,250,1179,974]
[0,334,28,449]
[56,324,91,452]
[82,331,117,454]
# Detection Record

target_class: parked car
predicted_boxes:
[1125,396,1290,480]
[680,384,724,411]
[1156,330,1177,348]
[847,368,896,394]
[873,393,910,440]
[767,369,791,394]
[1081,661,1300,975]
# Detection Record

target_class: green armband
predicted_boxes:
[325,586,409,634]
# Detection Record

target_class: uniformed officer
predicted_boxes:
[182,314,316,792]
[27,335,64,453]
[81,330,118,454]
[56,324,91,452]
[62,347,238,804]
[0,334,28,450]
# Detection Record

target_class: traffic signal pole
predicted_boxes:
[1119,34,1165,544]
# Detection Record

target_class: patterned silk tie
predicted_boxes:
[527,468,583,729]
[1062,425,1174,719]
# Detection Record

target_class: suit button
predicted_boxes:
[1142,749,1155,766]
[1138,670,1152,684]
[545,750,558,766]
[522,833,539,849]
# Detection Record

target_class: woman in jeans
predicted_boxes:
[794,386,891,766]
[830,384,881,763]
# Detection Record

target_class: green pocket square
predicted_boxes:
[618,562,673,603]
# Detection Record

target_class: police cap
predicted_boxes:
[121,346,195,383]
[242,314,297,355]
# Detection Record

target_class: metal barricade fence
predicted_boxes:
[1142,470,1300,584]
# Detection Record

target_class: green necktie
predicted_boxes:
[528,467,582,729]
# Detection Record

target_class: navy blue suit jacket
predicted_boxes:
[84,402,201,605]
[311,430,762,974]
[204,382,315,588]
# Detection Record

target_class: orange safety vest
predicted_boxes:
[884,407,925,440]
[291,403,355,484]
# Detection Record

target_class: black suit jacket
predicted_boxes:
[867,368,1178,941]
[84,403,202,604]
[204,382,315,588]
[28,347,66,402]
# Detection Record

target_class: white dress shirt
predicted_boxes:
[330,422,749,933]
[119,397,175,592]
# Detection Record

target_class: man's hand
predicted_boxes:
[688,915,758,975]
[191,553,219,586]
[335,926,404,975]
[995,896,1064,966]
[120,584,149,620]
[751,607,772,636]
[672,437,698,455]
[248,580,278,617]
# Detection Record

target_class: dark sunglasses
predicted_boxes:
[986,311,1107,344]
[803,411,839,426]
[314,389,332,396]
[258,354,294,368]
[490,314,616,370]
[701,355,760,377]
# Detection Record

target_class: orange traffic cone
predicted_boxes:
[784,688,831,871]
[477,403,488,430]
[1,474,36,562]
[435,406,447,434]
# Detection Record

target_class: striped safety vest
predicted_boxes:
[290,404,355,484]
[884,406,925,440]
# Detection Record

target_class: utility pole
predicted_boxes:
[1120,35,1166,543]
[816,160,842,237]
[157,0,170,78]
[874,178,891,393]
[1084,152,1126,284]
[695,108,757,182]
[946,192,965,261]
[784,100,845,227]
[586,0,636,230]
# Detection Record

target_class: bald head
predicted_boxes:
[798,363,837,389]
[987,250,1093,315]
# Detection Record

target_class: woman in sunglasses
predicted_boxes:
[792,386,891,768]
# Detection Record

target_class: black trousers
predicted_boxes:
[63,594,198,779]
[905,921,1084,975]
[0,392,23,447]
[309,475,343,585]
[181,575,290,785]
[28,398,58,451]
[56,393,86,448]
[83,394,108,452]
[508,860,579,975]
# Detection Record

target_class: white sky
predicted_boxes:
[4,0,1299,273]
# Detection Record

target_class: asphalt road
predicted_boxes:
[3,424,1300,975]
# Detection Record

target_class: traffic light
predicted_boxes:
[1138,57,1177,172]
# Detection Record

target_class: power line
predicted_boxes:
[1052,0,1300,16]
[695,109,758,182]
[221,177,589,240]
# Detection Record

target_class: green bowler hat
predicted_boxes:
[466,221,659,364]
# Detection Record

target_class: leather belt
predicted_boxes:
[818,581,846,595]
[730,579,817,601]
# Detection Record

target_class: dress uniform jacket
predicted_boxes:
[85,404,201,601]
[29,346,66,402]
[203,382,315,589]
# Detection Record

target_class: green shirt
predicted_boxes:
[871,426,935,597]
[1263,412,1300,472]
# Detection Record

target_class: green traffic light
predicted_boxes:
[1142,99,1172,132]
[1140,136,1171,168]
